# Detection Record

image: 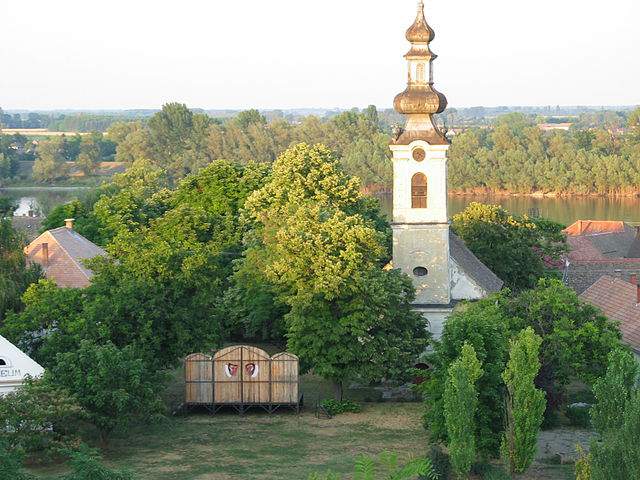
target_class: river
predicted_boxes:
[2,188,640,226]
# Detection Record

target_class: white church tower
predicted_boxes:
[390,1,503,337]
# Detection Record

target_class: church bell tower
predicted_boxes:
[390,0,451,306]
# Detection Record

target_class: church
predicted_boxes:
[390,1,503,338]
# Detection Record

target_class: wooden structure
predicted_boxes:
[184,346,300,413]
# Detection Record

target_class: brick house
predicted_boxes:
[25,219,106,288]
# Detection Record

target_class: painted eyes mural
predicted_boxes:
[223,363,259,378]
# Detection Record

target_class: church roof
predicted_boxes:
[449,232,504,294]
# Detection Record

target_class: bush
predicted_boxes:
[565,404,591,428]
[0,438,33,480]
[61,445,134,480]
[320,399,362,416]
[428,444,450,480]
[308,451,437,480]
[0,377,84,460]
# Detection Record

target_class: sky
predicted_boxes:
[1,0,639,111]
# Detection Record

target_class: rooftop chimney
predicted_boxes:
[631,274,640,304]
[42,242,49,267]
[64,218,75,229]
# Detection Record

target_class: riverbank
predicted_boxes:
[449,189,640,198]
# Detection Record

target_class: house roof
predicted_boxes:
[449,232,504,294]
[564,220,640,261]
[26,226,106,287]
[580,275,640,354]
[46,227,106,278]
[564,220,627,236]
[564,260,640,294]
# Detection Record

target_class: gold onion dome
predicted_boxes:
[391,0,448,145]
[406,0,435,43]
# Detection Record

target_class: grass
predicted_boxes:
[28,401,428,479]
[25,371,580,480]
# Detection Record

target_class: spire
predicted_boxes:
[391,0,448,146]
[406,0,435,44]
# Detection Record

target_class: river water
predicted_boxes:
[377,194,640,226]
[2,188,640,226]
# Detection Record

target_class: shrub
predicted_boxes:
[320,399,362,416]
[61,445,134,480]
[50,340,165,444]
[0,438,33,480]
[574,445,591,480]
[0,377,84,460]
[428,444,450,480]
[565,404,591,428]
[308,451,438,480]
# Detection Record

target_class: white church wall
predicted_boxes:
[415,308,451,339]
[390,141,449,224]
[393,223,451,304]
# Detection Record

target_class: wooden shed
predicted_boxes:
[184,346,300,413]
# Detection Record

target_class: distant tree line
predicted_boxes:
[449,110,640,195]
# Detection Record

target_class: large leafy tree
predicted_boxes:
[1,280,85,367]
[452,203,565,291]
[422,279,620,458]
[422,296,510,457]
[0,220,41,323]
[243,143,427,398]
[50,340,164,444]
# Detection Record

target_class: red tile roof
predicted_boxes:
[580,275,640,354]
[25,226,106,288]
[564,220,627,236]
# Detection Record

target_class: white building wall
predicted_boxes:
[450,258,486,300]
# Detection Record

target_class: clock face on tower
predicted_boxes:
[412,148,426,162]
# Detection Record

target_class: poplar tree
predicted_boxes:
[501,327,546,477]
[444,343,483,479]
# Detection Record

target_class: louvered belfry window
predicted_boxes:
[411,173,427,208]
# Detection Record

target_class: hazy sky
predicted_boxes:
[1,0,638,110]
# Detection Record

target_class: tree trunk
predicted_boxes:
[333,380,343,401]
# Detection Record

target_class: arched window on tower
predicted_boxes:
[411,173,427,208]
[416,63,425,83]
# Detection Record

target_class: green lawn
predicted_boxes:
[29,401,427,480]
[26,372,576,480]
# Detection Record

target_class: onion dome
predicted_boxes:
[406,1,435,43]
[394,85,447,115]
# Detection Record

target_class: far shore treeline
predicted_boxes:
[1,104,639,196]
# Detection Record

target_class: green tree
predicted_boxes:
[590,348,639,434]
[0,377,83,458]
[444,343,483,479]
[33,138,66,182]
[501,328,546,477]
[0,438,33,480]
[93,159,171,243]
[1,280,85,367]
[243,143,425,398]
[504,278,621,410]
[452,203,565,291]
[591,392,640,480]
[50,340,165,444]
[421,295,510,457]
[0,220,41,323]
[40,198,103,245]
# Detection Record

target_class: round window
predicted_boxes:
[412,148,426,162]
[413,266,428,277]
